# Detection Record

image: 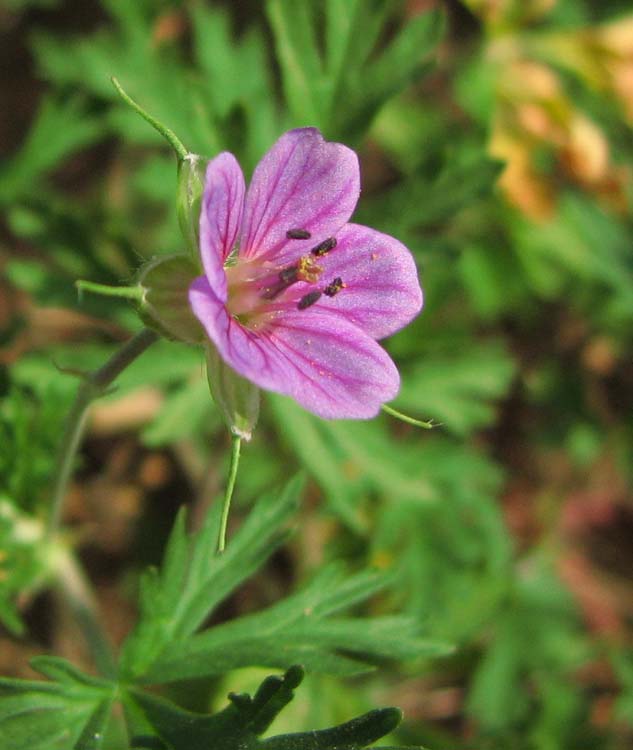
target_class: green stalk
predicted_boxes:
[111,77,189,161]
[47,328,159,541]
[76,280,144,302]
[217,435,242,554]
[382,403,435,429]
[46,328,158,675]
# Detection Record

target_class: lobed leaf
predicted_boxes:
[0,659,114,750]
[129,666,419,750]
[119,477,302,679]
[267,0,443,141]
[138,563,451,684]
[0,97,104,205]
[395,340,516,436]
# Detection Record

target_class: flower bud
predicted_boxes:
[138,254,203,344]
[177,154,207,263]
[205,342,260,441]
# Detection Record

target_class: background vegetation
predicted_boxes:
[1,1,633,748]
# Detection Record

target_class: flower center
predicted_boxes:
[224,231,344,329]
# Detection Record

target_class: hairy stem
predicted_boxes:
[382,403,435,429]
[217,434,242,553]
[76,279,144,301]
[111,77,189,161]
[47,328,159,540]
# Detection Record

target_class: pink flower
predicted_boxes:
[189,128,422,419]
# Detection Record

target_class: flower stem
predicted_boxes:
[217,434,242,554]
[76,280,144,302]
[111,77,189,162]
[382,404,435,429]
[46,328,159,541]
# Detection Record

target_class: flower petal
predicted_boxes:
[314,223,423,340]
[190,276,282,390]
[268,309,400,418]
[199,152,245,302]
[189,276,399,419]
[240,128,360,265]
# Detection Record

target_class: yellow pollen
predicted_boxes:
[297,255,322,283]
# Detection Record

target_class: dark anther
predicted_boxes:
[262,265,299,299]
[324,277,344,297]
[286,228,311,240]
[297,291,322,310]
[279,266,299,284]
[311,237,337,256]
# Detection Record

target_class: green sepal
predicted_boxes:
[205,341,260,441]
[137,254,204,344]
[177,154,207,262]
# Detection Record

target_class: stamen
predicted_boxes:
[298,291,322,310]
[286,228,311,240]
[261,257,322,300]
[311,237,337,256]
[261,265,298,299]
[297,256,322,283]
[324,277,344,297]
[279,266,299,284]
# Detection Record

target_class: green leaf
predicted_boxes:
[269,397,440,526]
[32,0,280,165]
[351,10,443,123]
[73,696,115,750]
[612,650,633,725]
[268,397,368,531]
[458,240,530,320]
[0,659,114,750]
[129,666,415,750]
[335,8,443,141]
[0,96,104,204]
[141,377,216,447]
[262,707,402,749]
[139,563,451,684]
[357,154,503,235]
[267,0,443,141]
[4,197,141,322]
[11,340,200,400]
[510,193,633,327]
[324,0,389,90]
[32,3,209,152]
[174,477,303,637]
[395,340,516,436]
[142,640,367,683]
[265,1,324,126]
[29,657,112,690]
[121,479,450,685]
[466,610,526,731]
[190,3,280,166]
[0,461,59,634]
[119,477,303,679]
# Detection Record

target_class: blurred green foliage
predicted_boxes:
[2,0,633,748]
